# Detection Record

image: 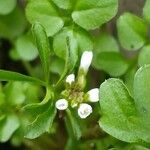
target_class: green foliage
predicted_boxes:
[32,22,51,82]
[4,82,26,105]
[124,67,136,95]
[66,109,82,140]
[99,79,140,142]
[93,32,129,76]
[99,66,150,144]
[53,27,78,60]
[51,0,72,9]
[134,65,150,123]
[133,65,150,143]
[49,57,65,75]
[54,28,79,84]
[94,32,119,53]
[117,13,148,50]
[53,27,93,57]
[72,0,118,30]
[1,0,150,149]
[0,115,20,142]
[0,70,45,86]
[15,34,38,61]
[0,6,26,39]
[75,28,93,53]
[25,0,64,36]
[0,0,17,15]
[93,52,129,76]
[143,0,150,24]
[25,103,56,139]
[138,45,150,67]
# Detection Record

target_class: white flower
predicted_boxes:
[66,74,75,84]
[87,88,99,102]
[80,51,93,73]
[78,103,92,119]
[55,99,68,110]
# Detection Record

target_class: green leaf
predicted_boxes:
[54,27,93,57]
[0,0,17,15]
[138,45,150,67]
[49,57,65,75]
[53,27,78,60]
[93,52,129,76]
[32,22,50,82]
[26,0,64,36]
[133,65,150,142]
[99,78,140,142]
[75,28,93,53]
[51,0,72,9]
[78,137,117,150]
[0,114,20,142]
[117,13,148,51]
[23,87,53,120]
[143,0,150,24]
[0,6,26,39]
[133,65,150,121]
[9,48,20,61]
[72,0,118,30]
[25,104,56,139]
[65,138,79,150]
[23,100,50,120]
[53,27,78,83]
[0,86,5,106]
[94,32,119,53]
[0,93,5,107]
[0,115,5,121]
[124,67,136,96]
[0,70,45,86]
[93,32,120,73]
[16,34,38,61]
[134,145,150,150]
[66,109,82,140]
[4,82,26,105]
[24,83,41,104]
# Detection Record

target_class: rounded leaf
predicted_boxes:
[51,0,72,9]
[94,32,119,53]
[93,52,129,76]
[26,0,64,36]
[72,0,118,30]
[16,35,38,61]
[0,7,26,39]
[143,0,150,24]
[117,13,148,50]
[0,0,17,15]
[99,79,140,142]
[0,115,20,142]
[138,45,150,67]
[134,65,150,119]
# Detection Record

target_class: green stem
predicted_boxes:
[76,68,86,90]
[22,61,34,77]
[41,86,54,104]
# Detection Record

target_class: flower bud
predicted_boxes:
[55,99,68,110]
[78,103,92,119]
[87,88,99,102]
[66,74,75,84]
[79,51,93,73]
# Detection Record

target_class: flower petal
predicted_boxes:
[79,51,93,73]
[87,88,99,102]
[78,103,92,119]
[66,74,75,84]
[55,99,68,110]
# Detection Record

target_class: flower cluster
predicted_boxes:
[55,51,99,119]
